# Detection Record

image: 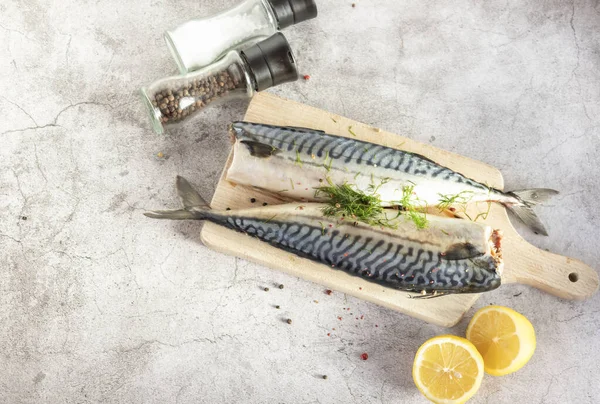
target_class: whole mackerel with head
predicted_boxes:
[227,122,558,235]
[145,176,503,296]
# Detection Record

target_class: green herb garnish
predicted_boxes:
[437,191,474,212]
[398,184,428,229]
[323,151,333,172]
[262,214,277,224]
[289,178,295,190]
[315,178,399,229]
[437,189,491,222]
[348,126,357,137]
[464,201,492,222]
[295,150,303,167]
[330,117,337,123]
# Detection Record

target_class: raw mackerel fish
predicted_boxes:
[227,122,558,235]
[145,177,503,296]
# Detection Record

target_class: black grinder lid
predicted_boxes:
[241,33,299,92]
[267,0,318,29]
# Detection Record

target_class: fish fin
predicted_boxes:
[240,140,280,158]
[408,291,449,299]
[441,242,483,260]
[505,204,549,236]
[231,121,325,135]
[509,188,559,206]
[144,176,208,221]
[281,125,325,133]
[144,209,199,220]
[504,188,558,236]
[176,176,207,209]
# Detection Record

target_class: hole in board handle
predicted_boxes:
[568,272,578,283]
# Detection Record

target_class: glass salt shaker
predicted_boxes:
[141,33,298,135]
[165,0,317,74]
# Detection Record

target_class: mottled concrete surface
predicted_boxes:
[1,0,599,403]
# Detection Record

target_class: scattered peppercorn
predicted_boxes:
[264,287,269,292]
[325,289,332,295]
[286,319,292,324]
[352,3,356,7]
[278,284,284,289]
[21,216,27,220]
[262,202,268,206]
[361,353,369,360]
[250,198,256,203]
[226,207,231,211]
[322,375,328,380]
[275,305,280,309]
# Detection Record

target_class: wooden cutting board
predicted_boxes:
[200,92,598,327]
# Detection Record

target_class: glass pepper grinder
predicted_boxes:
[141,33,298,135]
[165,0,317,74]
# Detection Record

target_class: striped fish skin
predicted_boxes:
[145,178,503,295]
[227,121,503,206]
[227,122,558,235]
[209,209,502,294]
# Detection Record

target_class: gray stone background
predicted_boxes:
[1,0,599,403]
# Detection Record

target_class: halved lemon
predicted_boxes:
[466,305,536,376]
[413,335,484,403]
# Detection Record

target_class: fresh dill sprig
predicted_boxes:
[315,178,399,229]
[464,201,492,222]
[437,189,492,222]
[323,150,333,172]
[289,178,295,190]
[348,126,357,137]
[330,117,337,123]
[398,184,428,229]
[436,191,474,212]
[262,214,277,224]
[295,150,303,167]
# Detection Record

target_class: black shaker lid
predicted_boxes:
[241,33,299,92]
[267,0,318,29]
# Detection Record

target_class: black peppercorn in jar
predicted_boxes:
[141,33,298,135]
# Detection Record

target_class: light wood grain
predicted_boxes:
[200,93,598,327]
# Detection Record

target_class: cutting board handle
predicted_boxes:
[502,232,599,300]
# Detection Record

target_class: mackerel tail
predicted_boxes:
[227,121,559,236]
[145,176,503,296]
[499,189,559,236]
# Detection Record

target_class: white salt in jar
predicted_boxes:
[165,0,317,74]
